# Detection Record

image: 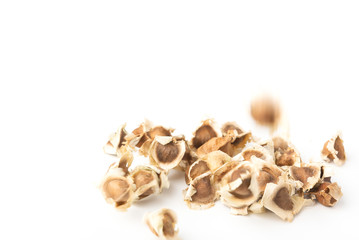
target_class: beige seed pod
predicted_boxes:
[250,94,281,128]
[144,208,179,240]
[149,136,186,170]
[261,179,310,221]
[184,172,218,209]
[321,132,346,166]
[130,165,169,200]
[272,136,301,167]
[190,119,221,149]
[219,161,261,215]
[100,167,135,211]
[289,163,321,192]
[103,124,127,155]
[313,182,343,207]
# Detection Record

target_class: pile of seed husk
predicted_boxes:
[100,96,344,222]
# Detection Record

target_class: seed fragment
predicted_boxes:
[261,179,311,222]
[272,136,301,167]
[289,163,321,192]
[100,168,135,211]
[130,165,169,200]
[103,124,127,155]
[190,119,221,149]
[235,142,274,164]
[149,136,186,170]
[321,133,346,166]
[144,208,179,240]
[313,182,343,207]
[196,131,236,157]
[221,122,244,136]
[184,172,218,209]
[219,161,261,215]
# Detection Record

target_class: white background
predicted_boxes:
[1,1,359,239]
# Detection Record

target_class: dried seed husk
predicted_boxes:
[147,126,174,140]
[221,122,244,136]
[184,172,218,209]
[229,131,253,156]
[261,179,311,221]
[235,142,274,164]
[248,200,266,214]
[251,157,283,194]
[108,147,134,176]
[177,140,198,172]
[313,182,342,207]
[250,94,281,128]
[138,139,153,157]
[126,120,174,157]
[124,120,151,148]
[272,136,301,167]
[203,151,232,172]
[190,119,221,149]
[130,165,169,200]
[103,124,127,155]
[149,136,186,170]
[144,208,179,240]
[100,168,135,211]
[185,151,230,184]
[185,159,210,185]
[213,160,241,186]
[219,161,261,215]
[196,131,236,158]
[321,133,346,166]
[289,163,321,192]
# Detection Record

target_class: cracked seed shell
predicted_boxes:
[184,172,218,209]
[130,165,169,200]
[100,167,135,211]
[321,132,346,166]
[261,179,311,221]
[289,163,321,192]
[219,161,261,215]
[190,119,221,149]
[314,182,343,207]
[149,136,186,170]
[103,124,127,155]
[251,157,283,194]
[144,208,179,240]
[229,131,253,157]
[196,131,237,158]
[107,146,134,176]
[235,142,274,164]
[272,136,301,167]
[185,159,210,185]
[221,122,244,136]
